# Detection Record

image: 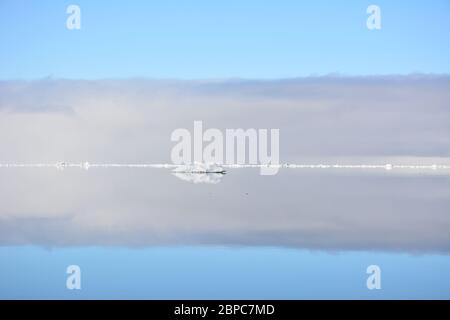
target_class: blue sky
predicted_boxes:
[0,0,449,79]
[1,246,450,299]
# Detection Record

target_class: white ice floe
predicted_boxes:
[172,162,226,174]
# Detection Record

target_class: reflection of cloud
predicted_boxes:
[172,172,225,184]
[0,76,449,252]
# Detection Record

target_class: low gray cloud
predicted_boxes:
[0,76,449,252]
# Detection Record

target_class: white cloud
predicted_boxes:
[0,76,449,252]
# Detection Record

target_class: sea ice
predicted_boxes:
[172,162,226,174]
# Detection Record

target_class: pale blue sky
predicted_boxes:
[0,0,449,79]
[1,246,450,299]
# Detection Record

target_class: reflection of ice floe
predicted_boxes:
[172,162,226,184]
[172,172,225,184]
[172,162,226,174]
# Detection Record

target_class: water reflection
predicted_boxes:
[0,78,449,253]
[0,167,449,253]
[172,172,225,184]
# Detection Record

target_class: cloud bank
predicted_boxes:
[0,75,449,252]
